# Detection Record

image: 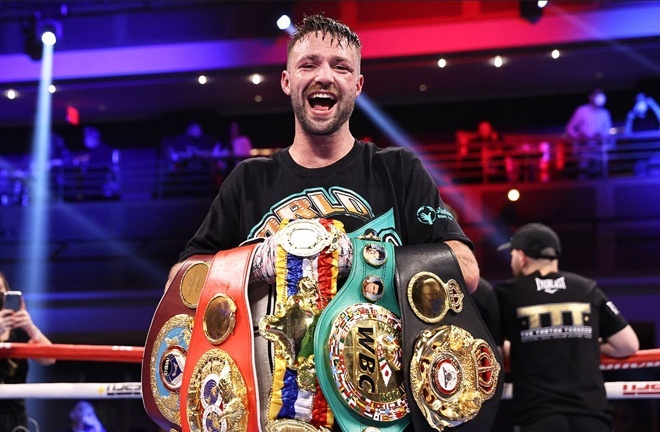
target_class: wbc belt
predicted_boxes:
[179,244,261,432]
[315,238,410,432]
[394,243,503,432]
[143,254,214,431]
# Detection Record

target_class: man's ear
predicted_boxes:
[355,74,364,97]
[281,70,291,96]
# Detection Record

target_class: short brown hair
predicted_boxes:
[287,13,361,62]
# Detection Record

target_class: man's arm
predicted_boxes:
[600,325,639,358]
[445,240,480,293]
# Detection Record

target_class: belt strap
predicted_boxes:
[143,254,214,431]
[315,238,410,432]
[394,243,503,432]
[179,244,261,432]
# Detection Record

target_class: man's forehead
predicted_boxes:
[291,31,357,55]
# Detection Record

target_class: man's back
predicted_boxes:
[496,270,625,426]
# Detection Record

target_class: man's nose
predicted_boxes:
[314,63,334,85]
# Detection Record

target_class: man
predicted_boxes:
[624,92,660,133]
[173,13,479,428]
[565,88,612,178]
[496,223,639,432]
[61,400,106,432]
[174,13,478,286]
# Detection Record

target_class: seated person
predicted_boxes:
[229,120,253,159]
[625,92,660,133]
[167,121,222,163]
[67,126,119,200]
[456,121,505,182]
[61,400,106,432]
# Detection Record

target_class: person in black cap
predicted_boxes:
[494,222,639,432]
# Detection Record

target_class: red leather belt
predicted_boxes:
[179,244,260,432]
[142,254,214,431]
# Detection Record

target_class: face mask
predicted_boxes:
[593,93,606,107]
[635,100,648,114]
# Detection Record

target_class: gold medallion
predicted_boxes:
[203,293,237,345]
[265,419,331,432]
[409,325,500,431]
[186,349,249,432]
[407,272,463,323]
[150,314,194,425]
[180,261,211,309]
[328,303,408,421]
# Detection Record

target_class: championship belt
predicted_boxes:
[179,244,261,432]
[394,243,503,431]
[143,254,214,431]
[259,218,344,432]
[315,237,410,432]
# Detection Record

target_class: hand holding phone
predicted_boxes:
[2,291,23,311]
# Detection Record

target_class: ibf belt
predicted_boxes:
[143,254,214,431]
[315,238,410,432]
[394,243,503,432]
[179,244,261,432]
[259,218,344,431]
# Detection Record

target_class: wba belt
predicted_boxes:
[315,238,410,432]
[142,254,214,431]
[394,243,503,432]
[179,244,261,432]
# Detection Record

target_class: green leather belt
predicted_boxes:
[315,238,410,432]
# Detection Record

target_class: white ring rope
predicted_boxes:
[0,381,657,400]
[0,382,142,399]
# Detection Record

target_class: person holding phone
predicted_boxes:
[0,271,55,431]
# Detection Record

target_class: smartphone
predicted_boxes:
[2,291,22,311]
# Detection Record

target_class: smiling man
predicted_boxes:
[172,13,480,430]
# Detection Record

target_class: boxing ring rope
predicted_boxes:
[0,343,658,400]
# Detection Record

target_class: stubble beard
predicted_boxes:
[291,91,356,136]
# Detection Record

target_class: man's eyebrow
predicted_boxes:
[296,54,352,64]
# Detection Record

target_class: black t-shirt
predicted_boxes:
[181,140,471,259]
[0,328,29,426]
[495,271,629,426]
[471,278,502,343]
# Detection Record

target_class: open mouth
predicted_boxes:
[307,92,337,112]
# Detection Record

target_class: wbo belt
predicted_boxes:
[143,254,214,431]
[315,237,410,432]
[179,244,261,432]
[394,243,503,432]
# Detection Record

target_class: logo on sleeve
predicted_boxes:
[606,301,620,316]
[416,206,455,225]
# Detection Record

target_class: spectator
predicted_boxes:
[456,120,505,182]
[0,271,55,431]
[60,400,107,432]
[624,92,660,133]
[167,121,220,163]
[565,89,612,178]
[495,223,639,432]
[229,120,253,160]
[68,126,119,200]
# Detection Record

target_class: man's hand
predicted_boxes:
[445,240,480,293]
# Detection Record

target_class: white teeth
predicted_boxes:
[311,94,333,100]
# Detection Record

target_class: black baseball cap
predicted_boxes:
[497,223,561,260]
